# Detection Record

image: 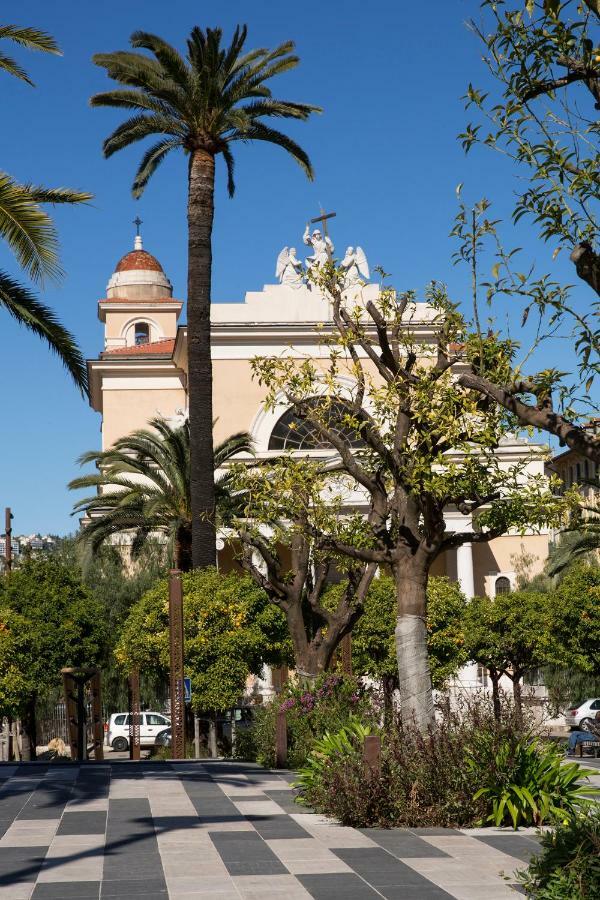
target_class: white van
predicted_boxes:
[105,711,170,751]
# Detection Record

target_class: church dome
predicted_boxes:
[106,234,173,301]
[115,248,164,273]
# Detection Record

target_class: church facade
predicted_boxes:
[87,233,551,642]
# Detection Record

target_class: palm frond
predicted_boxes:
[130,31,190,90]
[23,186,92,206]
[102,114,181,159]
[229,122,315,179]
[0,270,88,392]
[220,144,236,198]
[0,26,60,85]
[0,171,60,281]
[132,137,183,198]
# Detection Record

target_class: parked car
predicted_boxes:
[156,728,171,747]
[105,712,171,751]
[564,698,600,730]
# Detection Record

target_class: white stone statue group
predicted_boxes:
[276,223,369,290]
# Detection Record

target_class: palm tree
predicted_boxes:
[69,417,252,572]
[546,524,600,578]
[91,25,320,568]
[1,25,91,390]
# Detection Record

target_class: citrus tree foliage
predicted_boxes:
[115,568,290,712]
[53,537,169,711]
[241,269,571,728]
[0,558,108,699]
[0,606,35,718]
[549,563,600,673]
[344,576,468,689]
[0,558,108,756]
[464,588,568,717]
[230,454,376,679]
[456,1,600,460]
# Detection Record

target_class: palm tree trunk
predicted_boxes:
[394,569,435,731]
[187,149,217,569]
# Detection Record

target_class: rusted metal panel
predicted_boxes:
[169,570,186,759]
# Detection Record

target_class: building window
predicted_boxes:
[495,576,511,596]
[134,322,150,345]
[268,398,366,451]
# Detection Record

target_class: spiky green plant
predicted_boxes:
[91,25,320,567]
[69,417,252,571]
[469,738,600,829]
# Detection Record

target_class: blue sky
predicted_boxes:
[0,0,592,534]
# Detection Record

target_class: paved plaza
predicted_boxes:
[0,759,550,899]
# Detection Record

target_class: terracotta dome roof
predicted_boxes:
[115,249,164,273]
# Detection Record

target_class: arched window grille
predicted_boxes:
[495,576,511,596]
[268,398,366,451]
[134,322,150,345]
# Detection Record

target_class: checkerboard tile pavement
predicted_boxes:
[0,760,543,898]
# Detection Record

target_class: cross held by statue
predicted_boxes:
[310,208,336,238]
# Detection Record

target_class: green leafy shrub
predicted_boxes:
[517,808,600,899]
[469,738,599,829]
[232,725,257,761]
[298,696,560,828]
[252,674,378,769]
[294,717,372,794]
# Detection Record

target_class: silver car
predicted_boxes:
[564,698,600,730]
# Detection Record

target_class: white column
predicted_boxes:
[456,542,475,599]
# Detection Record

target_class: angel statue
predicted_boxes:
[340,246,369,289]
[276,246,305,288]
[303,224,334,274]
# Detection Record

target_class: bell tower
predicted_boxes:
[98,230,182,352]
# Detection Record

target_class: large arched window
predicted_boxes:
[268,398,365,451]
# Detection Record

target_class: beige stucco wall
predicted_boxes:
[212,359,268,444]
[472,534,549,595]
[102,386,187,449]
[103,308,180,342]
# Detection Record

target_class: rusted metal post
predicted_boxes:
[169,569,186,760]
[275,707,287,768]
[91,671,104,761]
[128,670,141,761]
[363,735,381,779]
[341,634,353,676]
[4,508,12,575]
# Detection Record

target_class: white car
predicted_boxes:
[106,711,171,751]
[564,698,600,731]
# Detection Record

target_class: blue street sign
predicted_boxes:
[184,677,192,703]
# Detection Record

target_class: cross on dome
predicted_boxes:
[133,216,143,250]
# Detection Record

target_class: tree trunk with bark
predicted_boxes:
[187,149,217,569]
[512,672,524,725]
[394,568,435,730]
[20,698,37,761]
[489,667,502,722]
[283,602,342,682]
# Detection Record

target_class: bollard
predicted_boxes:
[275,708,287,768]
[363,734,381,779]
